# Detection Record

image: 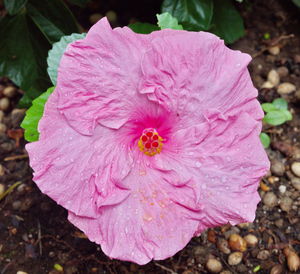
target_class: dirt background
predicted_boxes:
[0,0,300,273]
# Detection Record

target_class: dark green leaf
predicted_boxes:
[292,0,300,7]
[47,33,86,85]
[21,87,55,142]
[128,22,159,34]
[4,0,27,15]
[210,0,245,44]
[67,0,90,7]
[261,103,276,113]
[260,133,271,149]
[0,13,50,91]
[263,111,287,126]
[161,0,213,30]
[272,98,288,110]
[157,12,183,30]
[27,0,78,44]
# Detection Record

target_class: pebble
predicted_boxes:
[12,200,22,210]
[291,162,300,177]
[0,164,4,176]
[261,81,274,89]
[0,183,5,196]
[243,234,258,247]
[206,258,223,273]
[228,252,243,265]
[220,271,232,274]
[275,218,284,228]
[268,46,280,55]
[11,109,26,127]
[263,192,278,207]
[0,123,7,134]
[277,66,289,77]
[0,110,4,122]
[17,183,26,193]
[270,264,283,274]
[267,69,280,86]
[228,234,247,252]
[257,250,270,260]
[0,97,9,111]
[291,177,300,190]
[284,247,300,272]
[277,82,296,95]
[3,86,17,98]
[271,160,285,176]
[278,185,286,194]
[280,196,293,212]
[16,271,28,274]
[217,238,231,254]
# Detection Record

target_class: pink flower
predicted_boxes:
[26,18,269,264]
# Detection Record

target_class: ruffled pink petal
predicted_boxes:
[26,90,133,218]
[67,165,202,265]
[56,18,148,134]
[139,31,255,125]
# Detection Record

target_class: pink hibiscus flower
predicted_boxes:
[26,18,270,264]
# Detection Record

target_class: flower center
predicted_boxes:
[138,128,163,156]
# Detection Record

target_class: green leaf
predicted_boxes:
[272,98,288,110]
[292,0,300,8]
[0,13,51,93]
[128,22,159,34]
[210,0,245,44]
[4,0,27,15]
[47,33,86,86]
[282,110,292,121]
[161,0,213,30]
[67,0,90,7]
[263,111,287,126]
[260,133,271,149]
[261,103,277,113]
[21,87,55,142]
[27,0,78,44]
[157,12,183,30]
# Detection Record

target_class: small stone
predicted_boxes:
[270,264,283,274]
[294,54,300,63]
[12,200,22,210]
[277,82,296,95]
[243,234,258,247]
[0,97,9,111]
[228,234,247,252]
[271,160,285,176]
[0,123,7,134]
[16,271,28,274]
[268,46,280,55]
[228,252,243,266]
[0,164,4,176]
[11,108,26,127]
[275,218,284,228]
[280,196,293,212]
[284,247,300,272]
[277,66,289,77]
[291,162,300,177]
[263,192,278,207]
[3,86,17,98]
[220,271,232,274]
[261,81,274,89]
[0,110,4,122]
[279,185,286,194]
[206,258,223,273]
[17,183,26,193]
[291,177,300,190]
[257,250,270,260]
[89,13,103,24]
[217,238,231,254]
[267,69,280,86]
[0,183,5,196]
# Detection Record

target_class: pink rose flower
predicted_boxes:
[26,18,270,264]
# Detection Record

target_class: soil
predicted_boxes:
[1,0,300,273]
